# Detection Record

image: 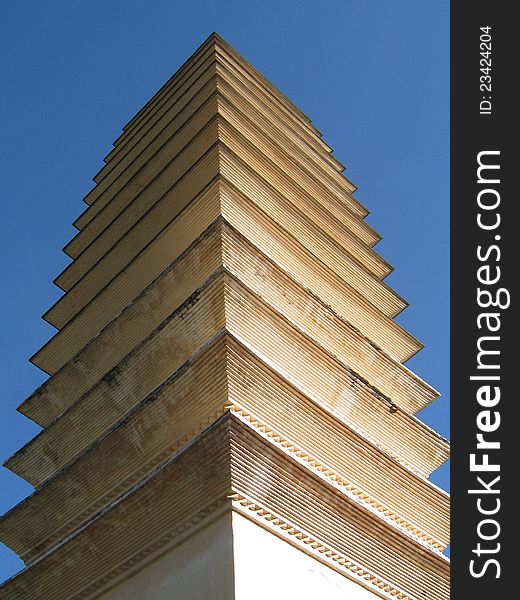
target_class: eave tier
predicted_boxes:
[1,332,448,566]
[119,35,320,140]
[96,34,345,191]
[59,81,385,290]
[9,267,446,488]
[75,48,355,239]
[30,175,421,381]
[47,114,396,331]
[0,414,449,600]
[35,214,431,419]
[15,220,444,461]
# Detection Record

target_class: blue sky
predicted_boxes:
[0,0,449,580]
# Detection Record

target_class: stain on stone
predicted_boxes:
[103,365,122,387]
[176,288,201,320]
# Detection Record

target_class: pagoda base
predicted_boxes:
[101,512,377,600]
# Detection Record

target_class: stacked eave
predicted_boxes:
[0,33,449,600]
[1,415,449,600]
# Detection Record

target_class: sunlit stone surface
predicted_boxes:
[0,33,449,599]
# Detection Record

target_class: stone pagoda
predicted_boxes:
[0,33,449,599]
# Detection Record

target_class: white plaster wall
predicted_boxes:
[232,512,378,600]
[100,513,235,600]
[98,511,378,599]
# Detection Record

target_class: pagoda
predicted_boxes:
[0,33,449,599]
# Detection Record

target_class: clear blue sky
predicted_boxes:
[0,0,449,580]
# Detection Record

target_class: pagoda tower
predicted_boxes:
[0,34,449,599]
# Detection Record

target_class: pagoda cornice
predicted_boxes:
[1,330,448,566]
[0,414,449,600]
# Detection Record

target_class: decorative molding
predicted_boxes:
[231,492,413,600]
[229,403,446,554]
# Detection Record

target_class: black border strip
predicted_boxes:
[451,2,513,596]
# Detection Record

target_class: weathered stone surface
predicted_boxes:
[0,416,449,600]
[1,32,449,599]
